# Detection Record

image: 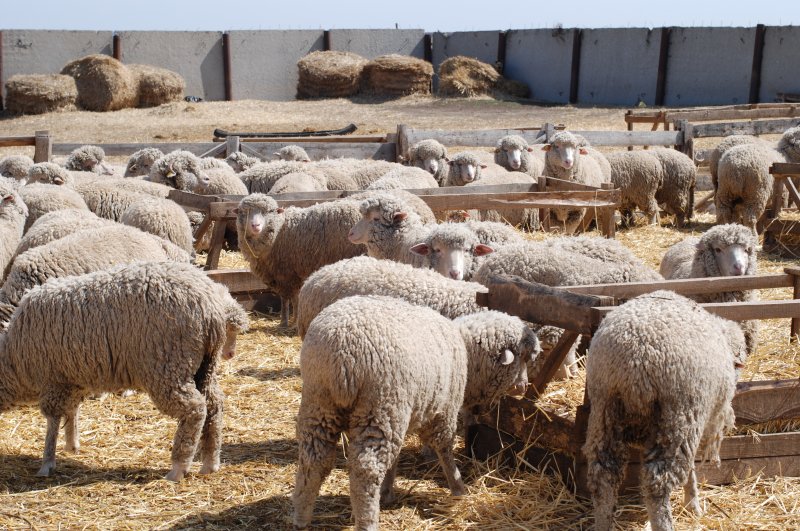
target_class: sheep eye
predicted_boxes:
[746,247,753,253]
[714,248,722,253]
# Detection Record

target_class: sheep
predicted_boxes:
[409,222,496,281]
[125,147,164,177]
[235,193,363,327]
[71,181,153,222]
[0,190,28,280]
[269,171,327,195]
[0,224,192,329]
[64,145,113,174]
[200,157,232,171]
[0,155,34,180]
[225,152,262,173]
[296,256,488,339]
[709,135,767,191]
[27,162,74,186]
[366,166,439,191]
[660,223,759,355]
[293,295,540,530]
[314,159,400,190]
[350,189,436,224]
[0,260,248,481]
[274,145,311,162]
[606,150,664,227]
[463,219,526,246]
[239,160,316,194]
[494,134,545,177]
[715,143,785,235]
[546,235,663,282]
[0,176,20,191]
[109,178,172,198]
[347,194,431,268]
[583,290,746,531]
[444,151,509,187]
[194,167,248,196]
[650,148,697,227]
[14,209,114,258]
[147,150,208,191]
[121,197,195,254]
[463,170,539,229]
[18,183,89,232]
[778,126,800,163]
[405,138,448,185]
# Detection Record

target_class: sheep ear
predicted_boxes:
[447,159,454,166]
[499,349,515,365]
[734,361,746,369]
[526,147,534,152]
[272,152,281,158]
[579,147,589,155]
[542,145,552,152]
[53,176,65,185]
[276,207,285,214]
[2,194,14,203]
[409,243,431,256]
[480,164,487,169]
[474,244,494,257]
[232,208,240,215]
[392,212,408,223]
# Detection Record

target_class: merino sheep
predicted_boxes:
[294,295,540,530]
[410,222,496,281]
[72,181,152,222]
[0,155,34,180]
[494,134,545,177]
[463,170,539,229]
[0,260,248,481]
[405,138,448,185]
[121,197,194,254]
[194,167,248,196]
[709,135,767,191]
[296,256,488,339]
[0,190,28,279]
[0,224,191,328]
[27,162,74,186]
[778,126,800,163]
[606,150,664,227]
[14,208,113,258]
[269,171,327,195]
[464,219,526,246]
[109,178,172,198]
[546,235,663,282]
[314,158,400,190]
[18,183,89,231]
[274,145,311,162]
[445,151,508,187]
[199,157,232,171]
[650,148,696,227]
[583,290,746,531]
[125,147,165,177]
[148,150,208,191]
[239,160,315,194]
[660,223,759,355]
[235,193,363,327]
[225,152,262,173]
[366,166,439,191]
[351,189,436,224]
[64,145,112,174]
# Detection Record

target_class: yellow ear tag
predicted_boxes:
[166,169,177,177]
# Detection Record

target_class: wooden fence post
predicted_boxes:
[678,120,693,160]
[538,174,551,231]
[787,266,800,342]
[396,124,409,162]
[599,182,617,238]
[33,130,52,163]
[225,135,240,157]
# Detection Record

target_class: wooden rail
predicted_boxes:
[763,163,800,256]
[0,130,52,162]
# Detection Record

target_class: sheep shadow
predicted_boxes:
[236,366,300,382]
[221,438,298,466]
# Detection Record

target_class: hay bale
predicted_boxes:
[438,55,529,99]
[128,64,185,107]
[297,51,367,99]
[61,54,138,112]
[4,74,77,115]
[361,54,433,97]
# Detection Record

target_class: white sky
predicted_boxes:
[3,0,798,31]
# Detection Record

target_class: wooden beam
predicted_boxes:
[33,130,52,163]
[572,129,681,147]
[198,143,226,159]
[205,269,268,293]
[243,141,397,162]
[204,221,227,271]
[749,24,767,104]
[168,189,221,211]
[569,29,582,104]
[0,136,36,148]
[593,299,800,323]
[53,142,221,156]
[529,330,581,397]
[734,379,800,425]
[225,135,240,158]
[692,117,800,139]
[771,162,800,176]
[400,126,551,148]
[655,27,671,107]
[227,134,388,143]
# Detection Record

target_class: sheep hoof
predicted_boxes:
[65,443,80,454]
[380,490,398,506]
[683,498,702,516]
[199,462,219,475]
[36,462,55,477]
[165,465,187,482]
[450,485,466,497]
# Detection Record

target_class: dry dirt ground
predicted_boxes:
[0,97,798,530]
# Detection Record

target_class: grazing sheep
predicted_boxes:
[121,197,194,254]
[405,138,448,185]
[650,148,697,227]
[494,134,545,177]
[18,183,89,232]
[64,145,112,174]
[351,189,436,224]
[296,256,488,339]
[314,159,399,190]
[27,162,74,186]
[709,135,767,191]
[14,209,113,258]
[72,181,152,222]
[293,295,539,530]
[0,155,34,180]
[125,147,164,177]
[0,190,28,279]
[0,224,191,328]
[225,152,262,173]
[147,150,207,191]
[715,143,785,235]
[274,145,311,162]
[410,222,496,281]
[606,150,664,227]
[660,223,759,355]
[778,126,800,163]
[269,171,327,195]
[366,166,439,191]
[347,194,432,268]
[583,290,746,531]
[194,167,248,196]
[0,260,248,481]
[235,193,363,327]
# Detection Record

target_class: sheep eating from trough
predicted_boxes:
[583,290,746,531]
[64,145,113,174]
[0,261,248,481]
[293,295,540,530]
[405,138,448,185]
[273,145,311,162]
[124,147,165,177]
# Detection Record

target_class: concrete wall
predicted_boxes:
[1,30,112,99]
[760,26,800,103]
[578,28,661,106]
[505,29,574,104]
[664,27,754,106]
[117,31,225,101]
[431,31,499,91]
[328,29,425,59]
[229,30,323,101]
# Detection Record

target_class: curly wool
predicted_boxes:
[27,162,74,187]
[194,167,248,196]
[147,150,206,191]
[108,178,172,198]
[366,166,439,191]
[314,158,399,189]
[0,191,28,280]
[294,295,539,529]
[407,139,448,185]
[239,160,316,193]
[121,197,194,253]
[14,209,113,257]
[296,256,488,338]
[651,148,696,227]
[464,219,525,245]
[350,189,436,224]
[0,155,34,180]
[72,181,153,222]
[0,261,248,480]
[777,126,800,163]
[606,150,664,226]
[18,183,89,232]
[225,152,262,173]
[354,195,431,267]
[269,172,327,195]
[64,145,107,173]
[125,147,164,177]
[463,170,539,229]
[413,222,498,281]
[545,235,663,282]
[709,135,767,190]
[494,134,545,177]
[274,145,311,162]
[583,290,745,531]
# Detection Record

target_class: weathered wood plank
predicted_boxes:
[771,162,800,176]
[692,117,800,138]
[53,143,221,156]
[572,129,682,147]
[205,269,267,293]
[204,221,227,271]
[593,299,800,322]
[734,379,800,425]
[716,432,800,460]
[530,330,582,397]
[0,136,36,147]
[168,189,221,211]
[33,130,51,163]
[242,142,397,162]
[400,126,552,149]
[230,134,388,143]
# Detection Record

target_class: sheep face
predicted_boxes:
[237,206,268,237]
[410,232,494,280]
[543,141,588,171]
[1,192,28,219]
[417,156,440,175]
[706,241,751,276]
[348,206,401,244]
[448,159,484,185]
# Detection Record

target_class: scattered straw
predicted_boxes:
[438,56,529,100]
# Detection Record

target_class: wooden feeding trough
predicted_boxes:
[469,271,800,495]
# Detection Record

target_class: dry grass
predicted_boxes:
[296,51,367,99]
[4,74,77,115]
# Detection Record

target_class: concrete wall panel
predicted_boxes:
[431,31,500,91]
[759,26,800,103]
[117,31,225,101]
[664,27,754,106]
[229,30,323,101]
[505,29,574,104]
[328,29,425,59]
[578,28,661,106]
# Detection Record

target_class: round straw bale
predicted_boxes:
[296,50,367,99]
[4,74,78,115]
[61,54,138,112]
[361,54,433,97]
[438,56,528,99]
[128,64,186,107]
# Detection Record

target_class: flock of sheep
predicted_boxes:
[0,125,796,530]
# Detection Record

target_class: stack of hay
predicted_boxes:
[361,54,433,97]
[4,74,78,114]
[61,54,139,111]
[128,64,186,108]
[297,51,367,99]
[438,55,529,99]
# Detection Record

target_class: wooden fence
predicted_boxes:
[0,131,52,162]
[763,162,800,256]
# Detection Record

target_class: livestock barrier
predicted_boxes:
[469,273,800,495]
[0,131,52,162]
[763,162,800,256]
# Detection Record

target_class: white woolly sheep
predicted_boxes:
[274,145,311,162]
[650,148,696,227]
[409,222,496,281]
[64,145,112,174]
[200,157,232,171]
[109,178,172,198]
[583,290,746,531]
[72,181,153,222]
[463,170,539,230]
[314,158,400,190]
[366,166,439,191]
[0,224,191,328]
[0,155,34,180]
[14,209,113,258]
[147,150,208,191]
[27,162,74,186]
[0,190,28,280]
[296,255,489,339]
[225,152,262,173]
[463,219,526,246]
[0,260,248,480]
[778,126,800,163]
[405,138,448,185]
[660,223,759,355]
[18,183,89,232]
[294,295,539,530]
[269,171,328,195]
[235,193,364,327]
[194,166,248,196]
[350,189,436,224]
[445,151,509,187]
[709,135,768,191]
[121,197,195,254]
[606,150,664,227]
[494,134,545,177]
[239,160,317,194]
[125,147,165,177]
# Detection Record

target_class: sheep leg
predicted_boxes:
[198,376,224,475]
[280,297,290,327]
[292,402,342,529]
[379,457,399,506]
[742,204,763,237]
[646,197,661,225]
[682,467,702,515]
[716,198,733,225]
[563,210,585,235]
[64,406,80,453]
[151,383,207,482]
[37,416,61,477]
[38,386,83,476]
